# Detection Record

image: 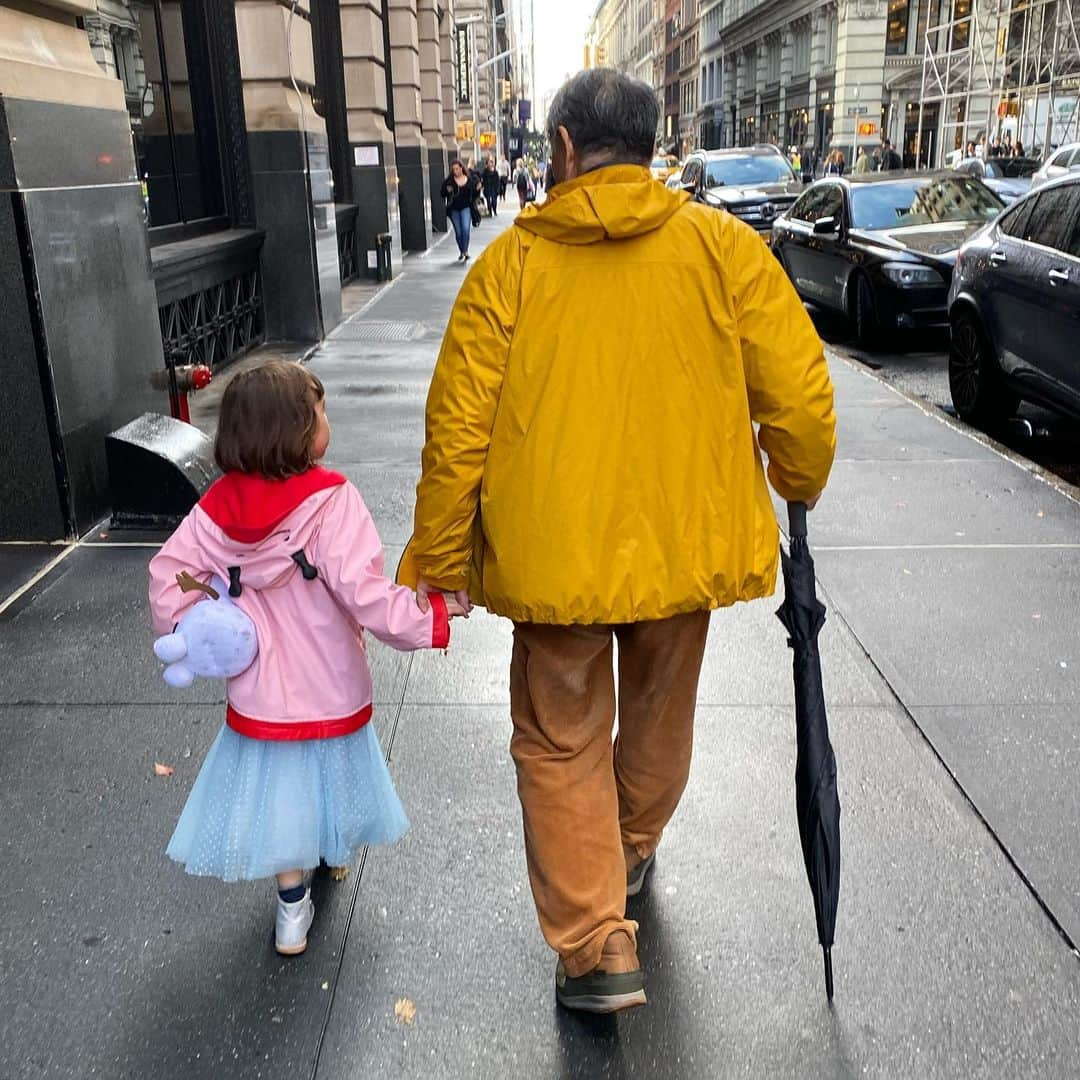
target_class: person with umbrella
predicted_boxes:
[399,66,837,1013]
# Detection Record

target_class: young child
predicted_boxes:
[149,361,459,956]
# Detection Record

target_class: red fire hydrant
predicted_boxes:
[153,363,212,424]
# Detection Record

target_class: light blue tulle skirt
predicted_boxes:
[167,722,409,881]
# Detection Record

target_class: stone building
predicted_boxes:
[0,0,526,541]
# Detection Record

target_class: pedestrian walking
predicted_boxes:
[399,67,836,1014]
[148,362,460,957]
[441,159,481,261]
[878,138,902,171]
[824,149,845,176]
[853,146,872,174]
[481,156,500,217]
[497,154,510,201]
[514,158,531,209]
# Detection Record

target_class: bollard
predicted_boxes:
[375,232,393,282]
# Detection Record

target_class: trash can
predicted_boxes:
[375,232,393,282]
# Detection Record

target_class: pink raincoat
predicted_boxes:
[148,468,449,740]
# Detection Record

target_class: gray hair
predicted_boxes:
[545,68,658,167]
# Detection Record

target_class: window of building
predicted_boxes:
[886,0,912,56]
[824,8,839,67]
[951,0,971,50]
[793,23,811,74]
[765,35,781,83]
[91,0,226,232]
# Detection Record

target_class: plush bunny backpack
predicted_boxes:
[154,572,258,688]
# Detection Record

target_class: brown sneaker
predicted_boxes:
[555,931,647,1013]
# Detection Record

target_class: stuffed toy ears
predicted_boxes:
[154,633,188,664]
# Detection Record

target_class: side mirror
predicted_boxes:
[813,215,839,235]
[680,181,698,195]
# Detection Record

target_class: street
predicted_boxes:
[807,307,1080,491]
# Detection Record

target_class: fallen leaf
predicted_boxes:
[153,762,174,777]
[321,981,329,991]
[394,997,417,1024]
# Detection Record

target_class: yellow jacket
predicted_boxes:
[399,165,836,624]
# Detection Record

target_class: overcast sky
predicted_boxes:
[533,0,592,105]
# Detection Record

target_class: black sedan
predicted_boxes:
[947,174,1080,425]
[771,172,1004,346]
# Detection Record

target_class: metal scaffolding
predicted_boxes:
[917,0,1080,166]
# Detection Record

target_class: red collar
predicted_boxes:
[200,468,346,543]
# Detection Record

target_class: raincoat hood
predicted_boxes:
[193,468,347,590]
[514,165,689,244]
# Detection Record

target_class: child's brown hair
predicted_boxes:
[214,361,325,478]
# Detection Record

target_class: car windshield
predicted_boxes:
[652,157,677,169]
[989,158,1039,178]
[849,177,1003,230]
[704,156,795,187]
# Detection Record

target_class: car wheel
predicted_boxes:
[853,275,880,348]
[948,311,1019,426]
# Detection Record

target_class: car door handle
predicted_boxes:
[1049,268,1070,284]
[989,250,1007,265]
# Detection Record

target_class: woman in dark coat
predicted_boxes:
[481,156,500,217]
[440,159,481,262]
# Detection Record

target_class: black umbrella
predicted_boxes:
[776,501,841,1001]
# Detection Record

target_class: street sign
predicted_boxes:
[846,105,869,116]
[479,131,496,149]
[857,122,878,136]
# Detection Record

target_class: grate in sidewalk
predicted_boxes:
[338,320,424,342]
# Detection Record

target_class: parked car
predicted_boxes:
[678,147,803,233]
[947,174,1080,425]
[651,155,681,183]
[770,171,1004,345]
[1031,143,1080,188]
[953,156,1040,202]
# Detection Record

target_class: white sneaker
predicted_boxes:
[275,889,314,956]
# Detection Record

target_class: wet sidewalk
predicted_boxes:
[3,211,1080,1079]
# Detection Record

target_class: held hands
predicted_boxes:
[416,577,472,619]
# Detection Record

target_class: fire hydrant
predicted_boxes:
[151,363,212,424]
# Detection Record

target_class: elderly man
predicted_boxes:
[401,68,836,1013]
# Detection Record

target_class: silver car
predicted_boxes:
[1031,143,1080,188]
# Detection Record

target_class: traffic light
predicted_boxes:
[500,80,512,103]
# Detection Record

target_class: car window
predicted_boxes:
[790,186,837,223]
[818,186,845,224]
[1050,147,1074,168]
[1069,148,1080,167]
[849,176,1002,230]
[681,160,701,185]
[703,155,796,187]
[1020,187,1075,251]
[998,158,1039,178]
[998,198,1034,239]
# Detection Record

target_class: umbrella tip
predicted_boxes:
[823,946,834,1001]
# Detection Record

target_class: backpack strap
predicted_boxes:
[227,566,243,597]
[291,550,319,581]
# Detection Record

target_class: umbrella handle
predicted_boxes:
[788,501,808,539]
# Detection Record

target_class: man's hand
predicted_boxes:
[417,577,472,618]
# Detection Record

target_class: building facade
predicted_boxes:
[0,0,529,542]
[678,1,702,155]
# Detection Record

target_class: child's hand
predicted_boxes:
[444,596,469,618]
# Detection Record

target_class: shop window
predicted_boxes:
[89,0,226,232]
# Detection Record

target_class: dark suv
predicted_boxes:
[678,147,802,232]
[947,174,1080,425]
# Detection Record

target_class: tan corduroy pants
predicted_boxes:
[509,611,711,977]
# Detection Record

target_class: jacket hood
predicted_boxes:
[191,468,346,589]
[514,165,689,244]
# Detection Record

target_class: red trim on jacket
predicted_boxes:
[429,591,451,648]
[200,467,347,544]
[226,703,372,741]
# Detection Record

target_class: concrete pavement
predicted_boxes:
[3,209,1080,1078]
